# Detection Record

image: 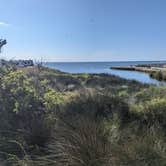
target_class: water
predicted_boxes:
[44,61,166,85]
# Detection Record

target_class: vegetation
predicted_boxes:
[0,65,166,166]
[150,70,166,82]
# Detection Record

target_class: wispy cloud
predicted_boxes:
[0,21,11,27]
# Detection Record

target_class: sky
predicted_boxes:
[0,0,166,62]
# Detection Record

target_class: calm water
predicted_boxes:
[44,61,166,85]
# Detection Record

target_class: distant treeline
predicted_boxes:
[136,63,166,68]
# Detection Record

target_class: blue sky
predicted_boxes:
[0,0,166,62]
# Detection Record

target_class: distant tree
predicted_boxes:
[0,39,7,53]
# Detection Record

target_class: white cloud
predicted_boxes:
[0,21,10,27]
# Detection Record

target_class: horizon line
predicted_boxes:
[43,60,166,63]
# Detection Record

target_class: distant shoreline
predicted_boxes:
[111,63,166,82]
